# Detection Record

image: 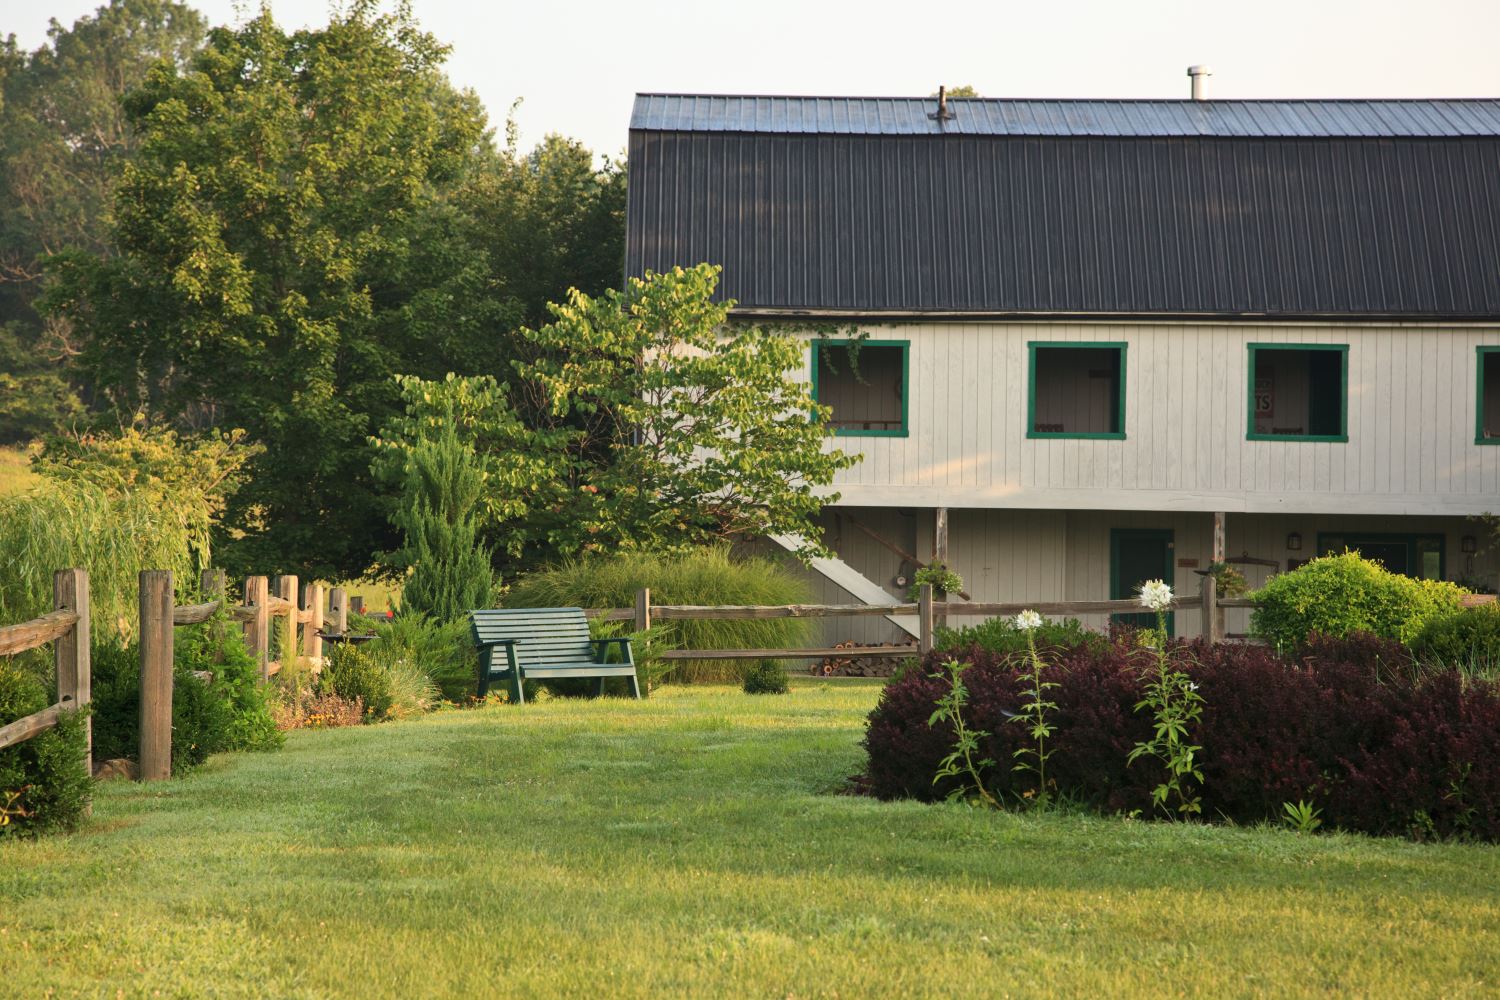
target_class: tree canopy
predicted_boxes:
[377,265,856,576]
[41,1,626,579]
[0,0,206,442]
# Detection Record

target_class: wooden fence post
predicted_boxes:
[201,568,226,601]
[243,576,269,680]
[634,588,652,633]
[275,575,298,670]
[328,587,348,636]
[302,582,323,661]
[54,568,90,775]
[138,570,174,782]
[1200,572,1221,644]
[918,583,934,656]
[350,595,365,616]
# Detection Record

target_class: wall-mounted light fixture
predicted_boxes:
[1286,532,1303,551]
[1462,535,1478,554]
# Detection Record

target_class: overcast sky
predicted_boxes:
[7,0,1500,156]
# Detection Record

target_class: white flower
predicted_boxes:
[1138,579,1174,612]
[1013,610,1044,631]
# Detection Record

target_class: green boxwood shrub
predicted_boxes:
[90,617,281,773]
[319,644,396,721]
[1412,603,1500,678]
[506,546,813,683]
[92,640,232,773]
[0,661,90,837]
[742,659,789,695]
[1251,552,1466,651]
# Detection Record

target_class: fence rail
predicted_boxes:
[0,569,92,776]
[133,569,346,781]
[591,579,1247,662]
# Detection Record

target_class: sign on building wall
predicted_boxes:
[1254,372,1275,418]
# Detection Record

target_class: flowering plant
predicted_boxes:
[1127,579,1205,817]
[1013,609,1044,631]
[1138,578,1174,612]
[1010,611,1057,807]
[928,659,1000,809]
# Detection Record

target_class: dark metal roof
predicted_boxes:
[632,94,1500,139]
[625,100,1500,318]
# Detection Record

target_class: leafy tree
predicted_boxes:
[0,0,205,441]
[44,2,494,579]
[377,264,858,574]
[466,128,627,330]
[930,85,980,98]
[393,423,494,623]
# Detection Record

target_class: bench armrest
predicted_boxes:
[590,637,634,664]
[475,637,519,649]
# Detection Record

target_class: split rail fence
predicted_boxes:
[0,569,92,774]
[137,569,350,781]
[0,566,354,789]
[12,568,1491,791]
[588,575,1256,661]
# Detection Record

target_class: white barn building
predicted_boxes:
[624,89,1500,639]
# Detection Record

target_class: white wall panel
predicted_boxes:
[809,322,1500,515]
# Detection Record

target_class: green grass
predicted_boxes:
[0,445,37,495]
[2,679,1497,997]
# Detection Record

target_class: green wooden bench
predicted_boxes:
[470,607,641,704]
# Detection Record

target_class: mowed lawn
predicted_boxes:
[2,681,1497,998]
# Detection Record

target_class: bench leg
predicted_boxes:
[508,672,526,706]
[594,677,608,698]
[626,672,642,700]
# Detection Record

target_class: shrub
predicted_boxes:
[742,659,789,695]
[179,614,282,753]
[91,640,233,773]
[319,645,396,721]
[1412,603,1500,679]
[506,546,814,683]
[935,614,1104,660]
[1251,552,1466,651]
[860,632,1500,840]
[0,661,91,837]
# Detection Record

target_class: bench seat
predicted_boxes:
[470,608,641,704]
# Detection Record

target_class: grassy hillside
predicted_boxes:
[1,680,1496,997]
[0,445,37,494]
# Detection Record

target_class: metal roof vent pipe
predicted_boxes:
[1188,65,1212,101]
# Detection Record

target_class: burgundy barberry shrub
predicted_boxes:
[860,631,1500,840]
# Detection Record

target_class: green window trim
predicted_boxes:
[1245,343,1349,443]
[1475,346,1500,445]
[1316,532,1446,581]
[809,339,910,438]
[1026,341,1128,440]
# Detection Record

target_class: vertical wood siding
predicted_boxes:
[815,322,1500,512]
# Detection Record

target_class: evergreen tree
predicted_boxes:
[394,424,494,622]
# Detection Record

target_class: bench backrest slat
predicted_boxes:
[470,608,593,667]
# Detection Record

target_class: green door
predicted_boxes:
[1111,529,1175,635]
